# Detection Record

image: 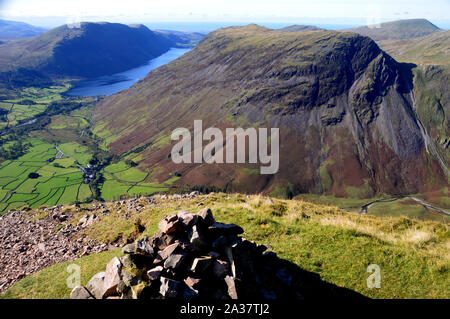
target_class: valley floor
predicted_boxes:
[0,85,179,213]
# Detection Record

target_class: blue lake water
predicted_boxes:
[66,47,190,97]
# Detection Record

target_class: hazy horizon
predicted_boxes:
[1,0,449,31]
[0,17,449,33]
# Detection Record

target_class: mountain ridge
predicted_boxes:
[0,19,46,39]
[342,18,441,41]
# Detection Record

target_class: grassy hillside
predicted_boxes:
[2,193,449,299]
[378,31,450,66]
[342,19,441,41]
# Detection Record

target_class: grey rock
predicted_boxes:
[164,253,186,270]
[120,254,137,268]
[208,222,244,236]
[188,225,207,250]
[158,215,183,234]
[122,243,136,254]
[147,266,163,281]
[135,237,154,257]
[86,271,106,299]
[160,277,179,298]
[78,215,89,225]
[70,286,94,299]
[191,256,212,274]
[213,259,230,278]
[181,284,199,299]
[184,277,201,291]
[198,207,215,226]
[212,235,228,251]
[224,276,238,299]
[177,210,198,227]
[103,257,122,298]
[154,242,179,264]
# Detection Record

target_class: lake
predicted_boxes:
[66,47,190,97]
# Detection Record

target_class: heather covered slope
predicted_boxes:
[0,22,174,86]
[342,19,441,41]
[93,25,449,198]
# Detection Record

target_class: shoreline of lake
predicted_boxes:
[65,47,190,97]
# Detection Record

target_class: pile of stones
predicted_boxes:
[71,207,300,299]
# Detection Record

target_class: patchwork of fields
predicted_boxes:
[0,139,92,211]
[0,137,177,212]
[0,84,179,212]
[0,85,70,131]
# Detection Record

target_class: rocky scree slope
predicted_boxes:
[93,25,449,197]
[0,205,110,293]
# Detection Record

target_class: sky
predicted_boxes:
[0,0,449,29]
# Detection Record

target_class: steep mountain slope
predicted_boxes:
[0,19,46,39]
[342,19,441,41]
[378,31,450,181]
[93,25,449,198]
[0,22,176,86]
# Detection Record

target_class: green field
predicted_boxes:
[0,85,71,129]
[58,142,92,166]
[0,138,93,212]
[0,139,174,211]
[0,84,176,209]
[47,114,89,130]
[100,161,173,201]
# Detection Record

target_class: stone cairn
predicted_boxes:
[71,207,299,299]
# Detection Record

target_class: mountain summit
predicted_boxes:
[342,19,441,41]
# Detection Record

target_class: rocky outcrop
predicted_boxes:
[72,207,302,299]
